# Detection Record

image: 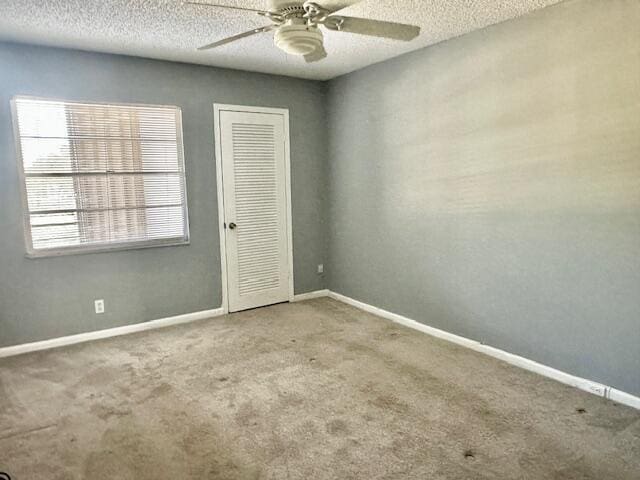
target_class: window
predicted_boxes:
[12,97,189,257]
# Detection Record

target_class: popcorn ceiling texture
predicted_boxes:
[0,0,563,80]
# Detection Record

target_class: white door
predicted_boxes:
[217,108,291,312]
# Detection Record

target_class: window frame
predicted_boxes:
[11,96,191,258]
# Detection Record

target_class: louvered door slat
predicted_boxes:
[220,110,290,312]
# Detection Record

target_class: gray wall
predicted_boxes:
[0,42,327,347]
[1,0,638,397]
[326,0,640,395]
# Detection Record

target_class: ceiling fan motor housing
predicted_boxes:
[268,0,302,9]
[274,20,324,56]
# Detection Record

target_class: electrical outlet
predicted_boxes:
[94,299,105,314]
[317,264,324,274]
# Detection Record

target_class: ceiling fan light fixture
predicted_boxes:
[274,23,324,56]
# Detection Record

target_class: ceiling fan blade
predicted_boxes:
[327,16,420,41]
[304,45,328,63]
[197,25,274,50]
[184,1,270,14]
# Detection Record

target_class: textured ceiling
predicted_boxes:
[0,0,563,80]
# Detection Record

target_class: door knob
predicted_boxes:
[228,222,237,230]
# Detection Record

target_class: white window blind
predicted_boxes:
[12,97,189,256]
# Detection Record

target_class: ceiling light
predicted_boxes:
[274,22,323,56]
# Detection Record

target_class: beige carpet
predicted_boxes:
[1,298,638,479]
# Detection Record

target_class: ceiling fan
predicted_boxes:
[185,0,421,63]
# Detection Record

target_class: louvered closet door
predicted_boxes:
[220,110,290,312]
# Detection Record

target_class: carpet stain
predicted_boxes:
[326,418,350,435]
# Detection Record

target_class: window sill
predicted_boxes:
[25,238,190,259]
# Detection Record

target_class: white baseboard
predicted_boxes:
[2,290,330,358]
[292,289,330,302]
[608,388,640,410]
[325,291,640,411]
[0,307,224,359]
[2,290,638,411]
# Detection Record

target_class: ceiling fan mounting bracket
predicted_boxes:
[322,16,345,31]
[302,2,329,23]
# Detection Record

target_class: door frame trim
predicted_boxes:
[213,103,294,314]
